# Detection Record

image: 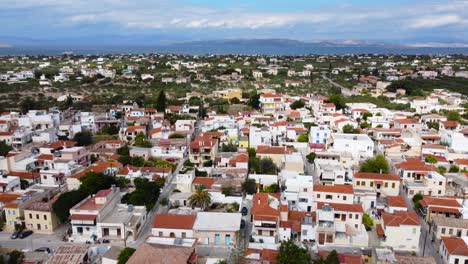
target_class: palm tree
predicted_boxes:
[189,184,211,209]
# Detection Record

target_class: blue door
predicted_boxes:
[225,234,231,246]
[214,234,220,245]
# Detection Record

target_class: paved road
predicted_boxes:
[321,74,354,96]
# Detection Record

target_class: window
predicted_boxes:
[441,228,446,234]
[439,181,443,186]
[370,182,374,187]
[29,213,32,219]
[45,225,48,230]
[317,194,321,198]
[384,182,388,188]
[334,214,340,219]
[362,181,366,186]
[36,214,39,219]
[325,195,332,200]
[303,188,307,192]
[355,214,359,219]
[454,259,459,264]
[37,224,41,230]
[356,181,361,186]
[158,232,163,236]
[349,214,352,218]
[449,229,453,235]
[412,228,416,234]
[44,215,47,220]
[391,183,396,188]
[302,230,308,236]
[343,196,347,201]
[182,232,186,238]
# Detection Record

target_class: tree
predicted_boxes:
[426,121,439,131]
[156,89,167,112]
[20,97,36,113]
[117,247,136,264]
[306,152,316,163]
[437,166,447,175]
[362,112,372,121]
[328,94,345,110]
[168,133,184,139]
[449,165,459,173]
[99,125,119,135]
[412,193,423,210]
[276,240,312,264]
[20,179,29,189]
[325,250,340,264]
[117,145,130,156]
[446,110,460,121]
[221,143,238,152]
[230,97,240,104]
[124,178,161,210]
[424,155,438,164]
[52,190,87,222]
[79,172,117,195]
[188,185,211,209]
[242,178,257,195]
[258,157,277,174]
[5,250,24,264]
[359,155,390,174]
[263,183,279,193]
[297,134,309,142]
[248,92,260,109]
[73,131,93,146]
[342,124,359,134]
[362,213,374,231]
[290,100,305,110]
[134,132,152,148]
[0,141,13,156]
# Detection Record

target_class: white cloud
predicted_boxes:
[410,14,463,29]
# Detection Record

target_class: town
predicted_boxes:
[0,53,467,264]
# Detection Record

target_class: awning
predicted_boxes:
[429,206,461,214]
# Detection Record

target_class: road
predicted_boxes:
[321,74,354,96]
[400,186,442,264]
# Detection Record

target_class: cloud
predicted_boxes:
[1,0,468,41]
[410,14,463,29]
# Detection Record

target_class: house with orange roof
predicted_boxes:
[151,213,196,238]
[314,184,354,205]
[250,193,282,245]
[353,172,401,197]
[419,196,463,222]
[120,125,147,143]
[453,159,468,171]
[189,133,219,166]
[385,196,408,214]
[439,237,468,264]
[394,118,423,130]
[259,93,285,114]
[316,202,368,247]
[66,161,123,190]
[378,211,421,252]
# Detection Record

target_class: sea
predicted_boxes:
[1,45,468,56]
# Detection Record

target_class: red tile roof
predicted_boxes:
[256,145,291,155]
[314,184,354,194]
[441,237,468,256]
[251,193,280,218]
[69,214,97,221]
[386,196,407,208]
[382,211,419,227]
[192,177,216,189]
[152,214,196,230]
[354,172,400,181]
[395,158,436,172]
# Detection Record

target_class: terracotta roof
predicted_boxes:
[261,93,282,98]
[419,196,461,208]
[354,172,400,181]
[0,193,21,203]
[395,118,420,124]
[229,153,249,166]
[421,144,446,150]
[381,211,419,227]
[441,237,468,256]
[376,224,385,237]
[428,206,462,214]
[126,243,195,264]
[69,214,97,221]
[126,126,146,132]
[395,158,436,172]
[314,184,354,194]
[192,177,216,189]
[317,202,363,213]
[321,103,336,108]
[386,196,407,208]
[152,214,196,230]
[256,145,291,155]
[440,121,459,128]
[251,193,280,218]
[37,154,54,161]
[8,171,40,179]
[44,140,77,150]
[454,159,468,166]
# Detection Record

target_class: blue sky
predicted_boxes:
[1,0,467,45]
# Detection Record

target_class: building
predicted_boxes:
[193,212,241,246]
[23,199,60,234]
[431,217,468,241]
[353,172,401,197]
[152,214,196,238]
[439,237,468,264]
[189,134,219,166]
[329,133,374,159]
[377,211,421,252]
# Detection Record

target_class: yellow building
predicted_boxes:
[213,89,242,100]
[3,203,23,232]
[23,201,59,234]
[238,136,249,148]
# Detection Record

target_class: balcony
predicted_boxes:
[317,221,335,232]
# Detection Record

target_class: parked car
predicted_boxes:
[241,207,248,216]
[34,247,51,254]
[10,231,21,239]
[240,219,246,229]
[19,230,33,239]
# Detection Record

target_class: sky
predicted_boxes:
[1,0,467,45]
